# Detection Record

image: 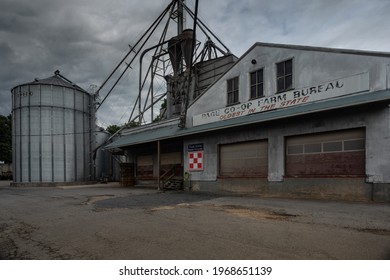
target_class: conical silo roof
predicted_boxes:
[12,70,88,93]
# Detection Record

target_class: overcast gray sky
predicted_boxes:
[1,0,390,127]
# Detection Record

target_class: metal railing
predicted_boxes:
[159,164,183,190]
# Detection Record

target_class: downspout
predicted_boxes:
[157,140,161,190]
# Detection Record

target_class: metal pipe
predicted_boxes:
[28,84,31,182]
[96,1,174,111]
[63,87,66,182]
[18,86,22,182]
[74,88,77,181]
[157,140,161,190]
[145,17,172,122]
[138,40,170,123]
[182,2,230,54]
[142,52,169,120]
[180,0,199,128]
[130,92,167,126]
[50,88,54,182]
[39,85,42,182]
[151,60,154,121]
[96,2,174,99]
[138,2,174,123]
[177,0,184,35]
[128,95,139,125]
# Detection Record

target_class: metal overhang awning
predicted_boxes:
[105,124,182,149]
[105,89,390,150]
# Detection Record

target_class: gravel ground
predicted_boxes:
[0,180,389,259]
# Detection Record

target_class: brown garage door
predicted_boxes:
[161,152,182,175]
[220,140,268,177]
[286,129,365,177]
[137,155,153,179]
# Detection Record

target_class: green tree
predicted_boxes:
[153,115,162,123]
[106,124,121,135]
[0,114,12,163]
[127,120,140,127]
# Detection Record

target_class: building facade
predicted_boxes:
[107,43,390,201]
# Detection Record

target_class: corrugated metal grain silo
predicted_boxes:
[11,70,95,185]
[94,127,122,182]
[94,126,111,181]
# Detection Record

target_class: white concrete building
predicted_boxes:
[107,42,390,201]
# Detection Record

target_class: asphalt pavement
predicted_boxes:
[0,180,389,259]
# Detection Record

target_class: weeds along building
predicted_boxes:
[106,42,390,202]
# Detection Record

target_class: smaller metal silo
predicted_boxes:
[11,71,95,186]
[94,126,112,181]
[94,126,122,182]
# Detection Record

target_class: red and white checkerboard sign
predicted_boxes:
[188,151,203,171]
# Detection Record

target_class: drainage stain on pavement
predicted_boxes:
[91,192,299,222]
[93,192,219,210]
[356,228,390,236]
[220,205,298,220]
[84,195,115,205]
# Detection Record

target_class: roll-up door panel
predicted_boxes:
[137,155,153,178]
[286,129,365,177]
[220,140,268,177]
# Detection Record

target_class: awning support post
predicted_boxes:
[157,140,161,190]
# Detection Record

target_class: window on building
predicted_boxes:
[276,59,293,93]
[227,77,239,105]
[250,69,264,99]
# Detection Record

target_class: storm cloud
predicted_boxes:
[1,0,389,126]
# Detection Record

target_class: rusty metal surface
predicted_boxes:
[286,151,365,176]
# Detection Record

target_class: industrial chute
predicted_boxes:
[95,0,230,132]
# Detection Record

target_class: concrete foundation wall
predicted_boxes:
[190,178,390,202]
[372,183,390,202]
[365,107,390,182]
[11,181,96,188]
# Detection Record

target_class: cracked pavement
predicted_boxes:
[0,181,389,259]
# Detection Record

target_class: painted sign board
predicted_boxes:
[193,72,369,126]
[188,143,204,152]
[188,143,204,171]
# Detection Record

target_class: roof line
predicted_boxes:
[187,42,390,111]
[252,42,390,57]
[10,71,89,94]
[106,89,390,149]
